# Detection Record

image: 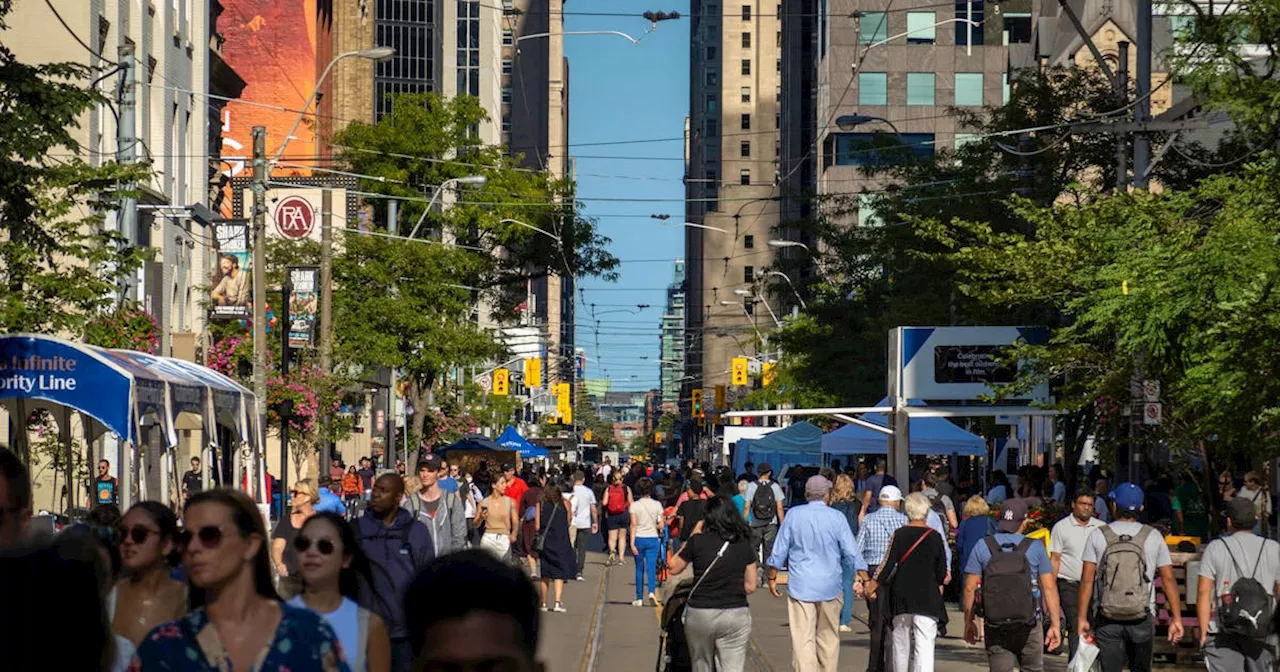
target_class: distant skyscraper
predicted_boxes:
[660,260,687,406]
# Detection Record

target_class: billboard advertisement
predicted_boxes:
[287,266,319,348]
[892,326,1049,403]
[210,221,252,320]
[239,187,347,244]
[217,1,331,178]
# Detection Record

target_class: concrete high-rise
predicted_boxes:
[660,260,687,407]
[685,0,784,402]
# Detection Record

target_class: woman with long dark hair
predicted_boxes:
[666,495,758,671]
[131,489,347,671]
[289,513,390,672]
[109,501,187,647]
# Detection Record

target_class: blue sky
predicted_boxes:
[565,3,690,392]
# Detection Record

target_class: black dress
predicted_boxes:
[875,525,947,621]
[538,501,576,581]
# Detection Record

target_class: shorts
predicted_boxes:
[606,512,629,531]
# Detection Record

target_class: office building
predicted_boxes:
[685,0,785,403]
[660,260,687,406]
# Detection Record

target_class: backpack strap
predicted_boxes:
[1218,536,1248,578]
[984,535,1003,557]
[1250,536,1269,578]
[1100,526,1120,546]
[1014,537,1035,555]
[355,607,370,672]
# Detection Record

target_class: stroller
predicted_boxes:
[656,577,697,672]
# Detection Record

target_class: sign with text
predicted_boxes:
[209,220,252,320]
[240,188,346,244]
[933,345,1017,385]
[893,326,1049,402]
[0,336,135,442]
[287,266,319,348]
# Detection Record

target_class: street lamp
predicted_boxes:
[732,290,781,328]
[719,300,766,344]
[648,214,730,234]
[768,239,810,252]
[835,114,903,136]
[766,270,807,310]
[407,175,489,239]
[499,218,561,242]
[272,47,395,165]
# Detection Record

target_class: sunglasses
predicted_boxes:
[176,525,225,549]
[293,535,336,555]
[118,525,160,544]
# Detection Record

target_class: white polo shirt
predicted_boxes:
[1048,514,1106,582]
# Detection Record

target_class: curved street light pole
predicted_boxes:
[499,218,561,242]
[271,47,395,165]
[766,270,807,310]
[406,175,488,239]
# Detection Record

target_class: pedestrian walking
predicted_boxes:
[96,458,120,507]
[355,473,435,670]
[865,493,947,672]
[1238,471,1271,536]
[666,495,758,672]
[676,479,708,553]
[108,502,187,648]
[273,478,319,599]
[133,489,348,671]
[631,477,665,607]
[1197,497,1280,672]
[954,496,996,585]
[767,476,868,672]
[860,460,895,523]
[405,456,467,556]
[536,482,575,613]
[1047,490,1105,659]
[517,472,546,576]
[857,485,907,667]
[570,471,598,580]
[1077,482,1183,672]
[604,470,634,566]
[342,466,363,508]
[289,512,392,672]
[962,498,1062,672]
[829,474,862,631]
[745,463,786,584]
[475,475,518,560]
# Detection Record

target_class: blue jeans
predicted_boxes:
[634,536,661,600]
[840,563,855,626]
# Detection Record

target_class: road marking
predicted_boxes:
[582,562,609,672]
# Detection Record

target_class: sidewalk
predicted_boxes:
[535,546,611,672]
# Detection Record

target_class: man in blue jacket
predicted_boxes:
[315,475,347,515]
[356,472,435,671]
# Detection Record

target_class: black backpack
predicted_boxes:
[751,481,778,525]
[1217,538,1275,640]
[927,492,950,535]
[980,536,1038,628]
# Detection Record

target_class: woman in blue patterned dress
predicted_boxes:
[130,489,349,671]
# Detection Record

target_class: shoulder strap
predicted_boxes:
[1101,526,1120,545]
[1220,537,1247,578]
[688,540,731,600]
[355,606,370,672]
[984,535,1002,556]
[1014,537,1035,554]
[899,528,933,566]
[1250,536,1269,578]
[1133,525,1155,547]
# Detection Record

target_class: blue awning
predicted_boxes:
[496,425,548,457]
[821,397,987,457]
[732,422,825,474]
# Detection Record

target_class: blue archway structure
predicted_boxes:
[0,334,264,513]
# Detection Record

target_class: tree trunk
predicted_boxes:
[406,377,430,470]
[1199,439,1221,537]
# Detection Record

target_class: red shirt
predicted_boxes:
[506,476,529,507]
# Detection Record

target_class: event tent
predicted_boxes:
[496,425,548,458]
[437,433,505,454]
[732,421,824,475]
[821,398,987,457]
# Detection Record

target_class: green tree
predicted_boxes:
[0,4,151,335]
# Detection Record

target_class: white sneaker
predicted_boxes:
[540,604,548,612]
[576,574,585,581]
[648,592,660,607]
[553,602,567,613]
[632,599,644,606]
[839,624,853,633]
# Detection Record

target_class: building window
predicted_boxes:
[776,85,781,101]
[502,115,512,132]
[858,72,888,106]
[775,112,780,128]
[456,0,481,95]
[775,139,780,156]
[374,0,437,121]
[857,193,880,227]
[777,30,781,46]
[742,31,752,47]
[1169,14,1195,39]
[1003,12,1032,44]
[706,71,718,86]
[776,58,781,72]
[745,302,755,315]
[706,93,718,112]
[741,86,751,102]
[956,0,984,46]
[706,118,719,136]
[742,5,751,20]
[907,73,935,106]
[740,169,751,185]
[502,58,513,75]
[741,59,751,75]
[954,132,980,156]
[741,114,751,130]
[1002,71,1010,103]
[743,266,754,282]
[831,132,936,166]
[502,87,512,104]
[741,140,751,156]
[707,3,719,16]
[860,12,888,44]
[502,28,513,45]
[707,46,717,60]
[954,72,984,106]
[744,235,754,249]
[906,12,937,43]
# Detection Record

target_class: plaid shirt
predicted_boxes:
[857,506,907,567]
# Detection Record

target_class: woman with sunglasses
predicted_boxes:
[108,502,187,648]
[272,478,319,599]
[288,513,390,672]
[132,489,348,671]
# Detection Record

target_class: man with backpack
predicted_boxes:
[406,456,468,555]
[745,463,787,585]
[1077,482,1183,672]
[963,498,1063,672]
[1197,497,1280,671]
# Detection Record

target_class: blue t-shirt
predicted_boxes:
[963,532,1052,591]
[439,477,459,494]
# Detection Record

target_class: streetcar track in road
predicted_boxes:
[582,562,610,672]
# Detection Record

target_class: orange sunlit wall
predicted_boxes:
[218,0,333,179]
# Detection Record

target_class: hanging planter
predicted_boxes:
[207,334,254,382]
[84,304,159,353]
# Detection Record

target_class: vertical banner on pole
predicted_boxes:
[286,266,319,348]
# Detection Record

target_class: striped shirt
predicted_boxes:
[858,506,907,567]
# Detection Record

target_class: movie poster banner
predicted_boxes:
[287,266,319,348]
[210,221,252,320]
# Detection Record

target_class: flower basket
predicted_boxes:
[84,305,159,353]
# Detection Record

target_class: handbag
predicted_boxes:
[533,502,559,554]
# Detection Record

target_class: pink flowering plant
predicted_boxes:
[206,334,254,382]
[83,304,159,353]
[420,407,479,448]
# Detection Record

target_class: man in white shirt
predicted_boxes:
[1049,490,1106,659]
[1197,497,1280,672]
[570,470,598,581]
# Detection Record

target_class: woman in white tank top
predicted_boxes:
[288,512,391,672]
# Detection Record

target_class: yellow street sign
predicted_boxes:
[493,368,510,396]
[731,357,749,386]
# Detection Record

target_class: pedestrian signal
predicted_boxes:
[731,357,749,386]
[493,368,510,396]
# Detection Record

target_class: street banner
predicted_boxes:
[210,220,252,320]
[287,266,319,348]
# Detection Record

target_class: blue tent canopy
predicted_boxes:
[496,425,548,457]
[821,398,987,457]
[437,433,505,455]
[732,421,824,474]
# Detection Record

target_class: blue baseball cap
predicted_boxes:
[1110,482,1144,512]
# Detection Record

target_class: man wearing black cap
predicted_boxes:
[1197,497,1280,671]
[1078,482,1183,672]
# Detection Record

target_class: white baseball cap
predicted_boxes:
[878,485,904,502]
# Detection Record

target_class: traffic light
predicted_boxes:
[762,362,777,387]
[714,384,726,410]
[584,429,593,442]
[731,357,749,386]
[493,368,510,396]
[523,358,541,388]
[692,389,704,417]
[555,382,571,417]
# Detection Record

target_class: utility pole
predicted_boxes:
[118,42,138,302]
[1133,0,1153,189]
[280,280,292,497]
[318,189,334,471]
[386,200,398,469]
[251,126,269,481]
[1116,42,1130,191]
